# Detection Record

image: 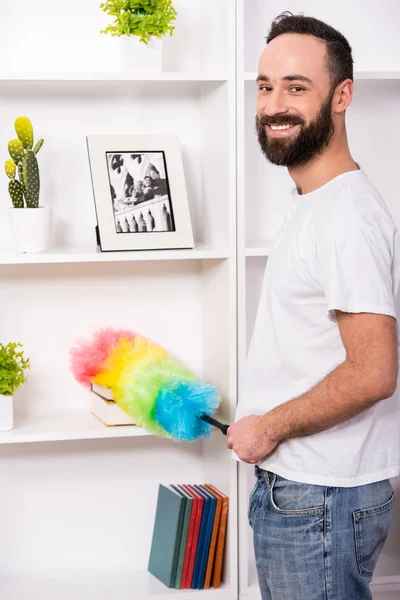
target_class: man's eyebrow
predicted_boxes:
[256,74,313,85]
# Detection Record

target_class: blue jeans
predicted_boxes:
[249,466,395,600]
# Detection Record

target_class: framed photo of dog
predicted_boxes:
[87,135,194,252]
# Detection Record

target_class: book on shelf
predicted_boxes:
[206,483,229,589]
[148,482,228,589]
[180,484,204,588]
[191,484,216,589]
[203,483,223,589]
[89,382,136,427]
[147,484,186,588]
[91,382,114,400]
[170,485,193,589]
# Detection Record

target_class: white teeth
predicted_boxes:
[270,124,294,131]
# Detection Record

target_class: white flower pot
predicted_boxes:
[119,35,163,72]
[0,394,13,431]
[8,206,52,253]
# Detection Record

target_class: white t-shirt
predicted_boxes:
[235,168,400,487]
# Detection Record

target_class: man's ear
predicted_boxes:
[333,79,354,114]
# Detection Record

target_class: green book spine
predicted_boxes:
[148,484,186,587]
[171,497,186,587]
[172,486,193,588]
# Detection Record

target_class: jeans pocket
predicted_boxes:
[353,491,395,580]
[248,480,262,528]
[269,474,325,516]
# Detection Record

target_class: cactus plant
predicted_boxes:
[8,180,24,208]
[15,116,33,150]
[5,159,16,179]
[4,117,44,208]
[33,139,44,154]
[8,139,25,164]
[23,150,40,208]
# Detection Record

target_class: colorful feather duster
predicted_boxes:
[69,328,228,441]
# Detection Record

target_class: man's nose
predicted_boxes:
[261,89,288,119]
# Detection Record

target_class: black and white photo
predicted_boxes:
[106,151,175,235]
[87,135,193,252]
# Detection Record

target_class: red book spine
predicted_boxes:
[179,490,198,588]
[182,485,204,588]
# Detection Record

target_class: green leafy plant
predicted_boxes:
[4,116,44,208]
[0,342,30,396]
[100,0,177,43]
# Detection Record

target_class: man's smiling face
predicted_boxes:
[255,33,336,167]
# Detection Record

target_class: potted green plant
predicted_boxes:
[0,342,30,431]
[100,0,178,72]
[5,116,51,253]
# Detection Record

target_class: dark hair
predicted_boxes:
[266,12,353,89]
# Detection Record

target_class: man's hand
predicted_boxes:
[226,415,279,464]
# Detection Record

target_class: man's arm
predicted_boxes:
[227,311,398,463]
[263,311,398,442]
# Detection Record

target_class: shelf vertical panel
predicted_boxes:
[200,0,238,594]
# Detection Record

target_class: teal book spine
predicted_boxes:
[148,484,186,587]
[171,485,193,589]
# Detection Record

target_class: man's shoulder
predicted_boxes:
[313,173,393,236]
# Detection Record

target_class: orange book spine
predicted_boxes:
[203,484,223,589]
[206,484,229,589]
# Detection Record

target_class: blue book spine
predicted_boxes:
[190,485,210,588]
[196,485,217,589]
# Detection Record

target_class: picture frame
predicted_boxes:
[86,135,194,252]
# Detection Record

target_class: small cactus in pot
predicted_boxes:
[5,117,51,253]
[5,116,43,208]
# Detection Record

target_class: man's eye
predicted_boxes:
[290,86,305,92]
[259,85,272,92]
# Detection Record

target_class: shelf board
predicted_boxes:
[0,571,231,599]
[245,247,270,257]
[243,70,400,81]
[0,413,154,444]
[0,71,228,82]
[0,244,229,265]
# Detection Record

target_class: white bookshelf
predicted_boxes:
[2,1,400,598]
[0,571,232,600]
[237,1,400,598]
[0,72,228,82]
[0,414,154,444]
[0,244,229,265]
[0,0,237,597]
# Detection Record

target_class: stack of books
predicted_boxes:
[148,483,228,589]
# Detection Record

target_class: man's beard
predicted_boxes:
[256,90,335,168]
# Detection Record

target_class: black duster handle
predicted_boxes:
[200,413,229,436]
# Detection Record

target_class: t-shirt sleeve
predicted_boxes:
[315,221,396,323]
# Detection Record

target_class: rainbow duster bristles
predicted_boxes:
[69,327,136,387]
[154,380,221,441]
[70,328,226,441]
[93,336,168,392]
[116,357,196,436]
